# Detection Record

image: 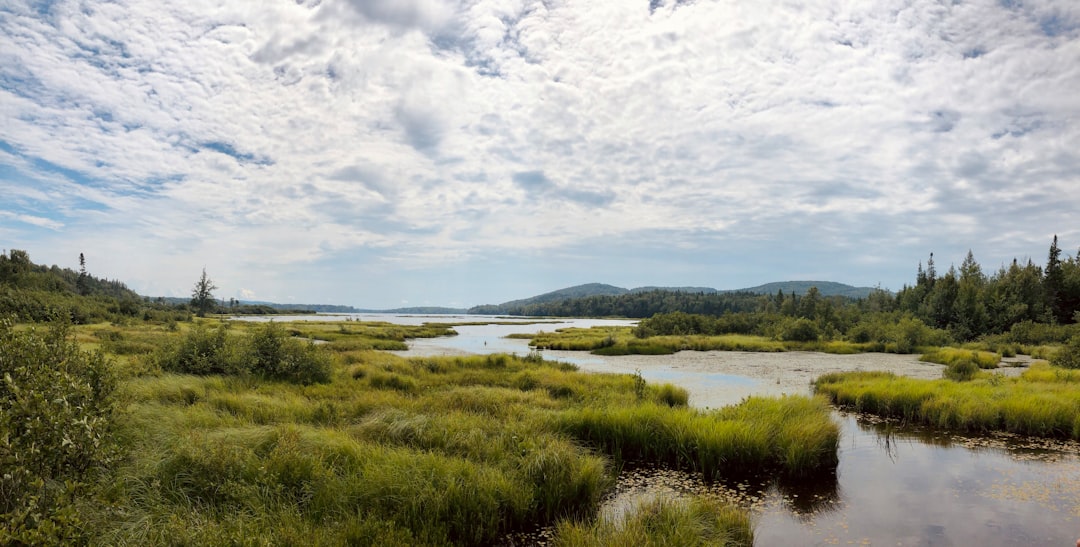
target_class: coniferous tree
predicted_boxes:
[191,268,218,318]
[76,253,89,295]
[1046,235,1066,323]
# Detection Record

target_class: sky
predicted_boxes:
[2,0,1079,309]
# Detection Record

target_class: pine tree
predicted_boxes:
[1046,235,1065,323]
[191,268,218,318]
[76,253,89,295]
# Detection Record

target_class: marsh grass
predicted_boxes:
[554,495,753,547]
[38,319,840,545]
[814,362,1080,439]
[920,347,1001,369]
[556,395,839,479]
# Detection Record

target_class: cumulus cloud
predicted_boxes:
[1,0,1079,306]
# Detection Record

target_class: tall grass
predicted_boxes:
[554,495,753,547]
[814,362,1080,439]
[85,344,813,545]
[556,395,839,479]
[920,347,1001,369]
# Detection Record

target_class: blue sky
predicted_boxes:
[2,0,1079,309]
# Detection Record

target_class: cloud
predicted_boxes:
[1,0,1079,307]
[512,170,616,207]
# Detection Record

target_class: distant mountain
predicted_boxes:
[468,280,878,315]
[469,283,628,314]
[630,286,719,294]
[365,306,469,315]
[727,281,878,299]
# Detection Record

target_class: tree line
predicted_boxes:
[483,237,1080,343]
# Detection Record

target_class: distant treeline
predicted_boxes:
[470,290,776,318]
[472,237,1080,342]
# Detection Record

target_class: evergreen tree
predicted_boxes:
[76,253,89,296]
[191,268,218,318]
[1046,235,1066,323]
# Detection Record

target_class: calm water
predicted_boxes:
[243,314,1080,544]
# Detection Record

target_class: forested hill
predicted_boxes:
[0,249,189,323]
[731,281,877,299]
[469,283,629,314]
[467,281,874,316]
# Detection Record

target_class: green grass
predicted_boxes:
[554,495,753,547]
[814,362,1080,439]
[556,395,839,479]
[920,347,1001,369]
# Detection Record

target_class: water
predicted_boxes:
[242,314,1080,544]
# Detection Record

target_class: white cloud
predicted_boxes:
[1,0,1079,306]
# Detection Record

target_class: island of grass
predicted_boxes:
[814,362,1080,439]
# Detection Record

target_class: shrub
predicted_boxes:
[153,322,332,384]
[1051,335,1080,369]
[943,359,979,382]
[0,319,120,544]
[250,322,333,385]
[154,323,251,375]
[778,318,820,342]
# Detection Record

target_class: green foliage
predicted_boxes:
[0,319,120,544]
[1050,335,1080,369]
[250,321,333,384]
[154,322,332,384]
[943,359,979,382]
[777,317,820,342]
[190,268,218,318]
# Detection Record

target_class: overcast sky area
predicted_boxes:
[2,0,1079,309]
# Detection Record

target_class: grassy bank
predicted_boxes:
[5,320,838,545]
[813,362,1080,439]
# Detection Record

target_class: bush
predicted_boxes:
[0,319,120,544]
[778,318,820,342]
[1051,335,1080,369]
[155,323,252,375]
[943,359,979,382]
[251,322,333,385]
[154,322,332,384]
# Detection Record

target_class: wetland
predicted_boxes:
[391,316,1080,546]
